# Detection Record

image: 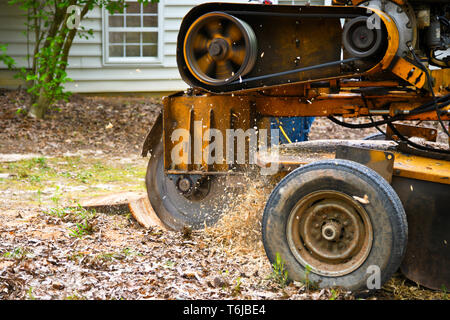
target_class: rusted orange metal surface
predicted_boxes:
[259,148,450,186]
[393,153,450,185]
[162,94,252,173]
[390,57,427,89]
[161,91,450,183]
[365,8,400,75]
[162,76,450,174]
[385,123,438,142]
[253,93,450,119]
[162,0,450,178]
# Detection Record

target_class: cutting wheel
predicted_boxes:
[145,140,245,230]
[183,12,258,86]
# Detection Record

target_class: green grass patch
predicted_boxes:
[268,252,289,288]
[0,156,147,204]
[68,220,94,238]
[1,247,33,260]
[44,204,97,238]
[44,204,95,222]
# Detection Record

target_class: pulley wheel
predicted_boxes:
[342,16,385,59]
[183,12,258,86]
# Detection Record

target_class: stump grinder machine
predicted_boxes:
[142,0,450,291]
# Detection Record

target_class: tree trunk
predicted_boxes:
[29,88,50,119]
[28,1,83,119]
[27,0,98,119]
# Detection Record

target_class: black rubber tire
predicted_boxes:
[262,159,408,291]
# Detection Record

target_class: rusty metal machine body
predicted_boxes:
[143,1,450,291]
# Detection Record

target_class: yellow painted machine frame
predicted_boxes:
[142,1,450,290]
[162,66,450,186]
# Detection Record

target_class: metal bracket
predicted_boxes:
[335,145,395,183]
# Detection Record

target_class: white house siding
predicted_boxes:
[0,0,324,93]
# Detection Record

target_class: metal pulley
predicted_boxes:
[183,12,258,86]
[342,16,386,59]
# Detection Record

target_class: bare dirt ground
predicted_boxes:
[0,89,447,300]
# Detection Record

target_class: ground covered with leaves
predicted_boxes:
[0,89,160,156]
[0,89,447,300]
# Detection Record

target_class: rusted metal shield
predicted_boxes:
[142,112,162,157]
[392,176,450,290]
[335,145,395,183]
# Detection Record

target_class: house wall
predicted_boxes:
[0,0,324,93]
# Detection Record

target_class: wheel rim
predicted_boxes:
[287,190,373,276]
[183,12,257,86]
